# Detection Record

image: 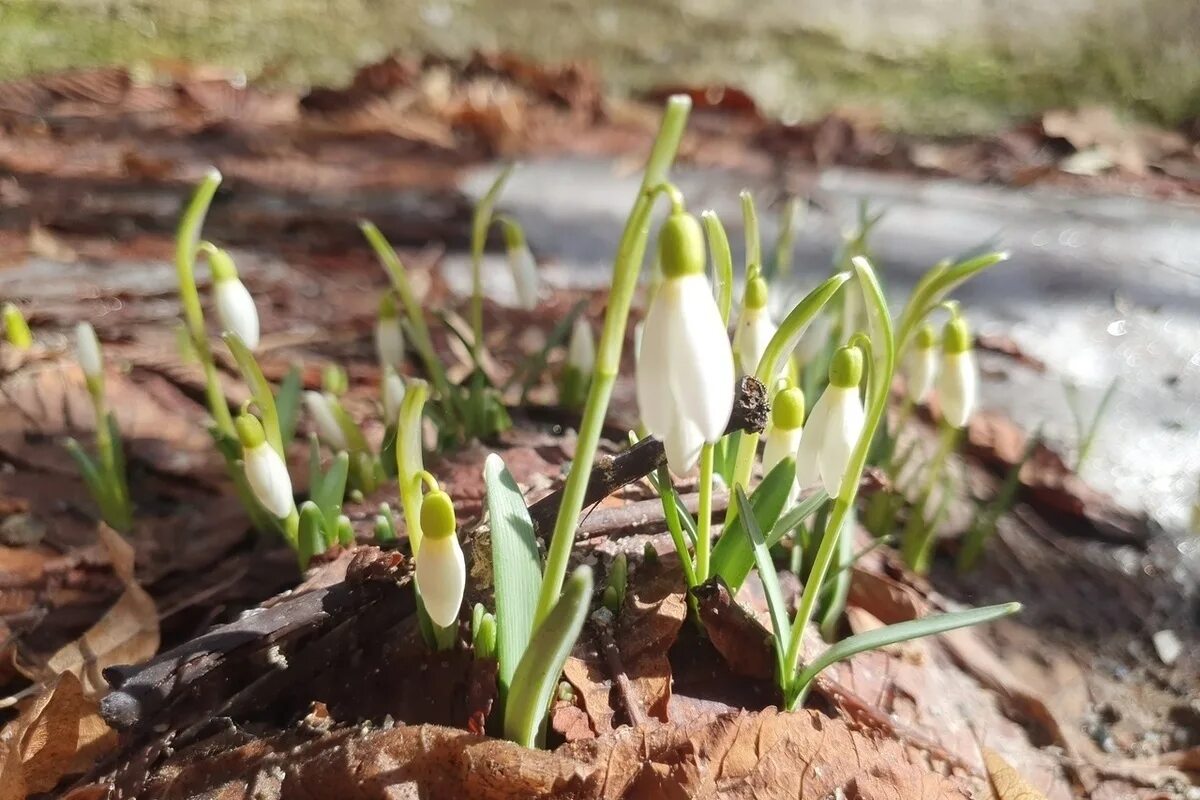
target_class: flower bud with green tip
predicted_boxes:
[502,221,539,310]
[322,364,349,397]
[936,316,977,428]
[237,412,294,518]
[4,303,32,350]
[75,321,103,384]
[795,345,865,496]
[734,275,778,376]
[205,244,260,349]
[303,390,349,451]
[375,292,405,372]
[904,322,938,403]
[559,316,595,410]
[636,210,734,475]
[381,366,406,427]
[415,486,466,628]
[763,386,805,504]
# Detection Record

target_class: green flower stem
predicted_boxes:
[740,190,760,273]
[360,222,453,402]
[656,464,700,590]
[175,170,234,436]
[470,164,515,360]
[396,380,429,555]
[901,420,959,573]
[223,332,285,458]
[694,443,716,581]
[701,211,734,324]
[533,95,692,626]
[783,257,894,709]
[724,271,853,528]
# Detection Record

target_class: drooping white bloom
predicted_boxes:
[636,211,735,476]
[904,322,938,403]
[237,414,293,518]
[375,293,405,372]
[567,316,596,375]
[304,391,349,451]
[382,368,406,427]
[733,276,777,377]
[506,241,540,310]
[762,386,805,507]
[208,246,260,349]
[415,489,465,628]
[75,321,103,379]
[936,316,977,428]
[795,345,865,496]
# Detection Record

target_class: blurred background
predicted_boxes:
[4,0,1200,134]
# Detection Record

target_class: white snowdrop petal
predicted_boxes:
[508,245,540,310]
[75,322,103,378]
[215,279,260,349]
[937,350,977,428]
[735,307,776,377]
[304,391,349,451]
[382,373,406,427]
[567,316,596,374]
[663,415,706,477]
[906,347,937,403]
[416,534,466,628]
[244,443,293,518]
[762,425,802,477]
[794,392,827,489]
[635,281,679,438]
[375,318,405,372]
[668,275,735,441]
[818,387,865,497]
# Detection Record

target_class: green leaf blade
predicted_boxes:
[735,486,791,681]
[710,458,799,591]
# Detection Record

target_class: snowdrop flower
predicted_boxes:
[382,367,406,427]
[795,345,865,496]
[762,386,805,506]
[375,293,405,372]
[636,210,735,475]
[236,413,293,518]
[504,224,540,310]
[304,391,349,451]
[415,487,465,628]
[208,245,260,349]
[904,322,938,403]
[936,316,977,428]
[75,321,103,380]
[733,275,777,376]
[560,316,595,409]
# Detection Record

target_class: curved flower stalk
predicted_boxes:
[637,209,735,476]
[3,303,32,350]
[904,322,938,404]
[558,316,595,410]
[733,275,778,377]
[936,315,977,428]
[204,244,260,350]
[762,386,805,508]
[795,345,865,497]
[237,413,294,520]
[375,293,405,372]
[501,218,540,310]
[396,379,429,555]
[415,482,466,629]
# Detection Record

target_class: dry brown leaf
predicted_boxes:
[984,747,1049,799]
[0,732,26,800]
[14,671,115,794]
[37,525,159,695]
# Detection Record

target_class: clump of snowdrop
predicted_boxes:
[375,293,405,372]
[636,210,735,475]
[205,244,260,349]
[734,274,777,376]
[415,483,466,628]
[936,315,977,428]
[237,413,294,519]
[795,344,865,496]
[904,322,938,403]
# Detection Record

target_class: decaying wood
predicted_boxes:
[528,376,768,537]
[576,491,728,540]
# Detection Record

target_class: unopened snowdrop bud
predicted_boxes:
[905,322,938,403]
[936,316,977,428]
[416,488,465,628]
[208,245,260,349]
[382,367,406,427]
[762,386,805,476]
[734,276,777,376]
[794,345,865,496]
[304,391,349,451]
[560,317,595,410]
[636,211,735,475]
[75,321,103,380]
[503,223,540,310]
[237,413,293,518]
[375,293,405,372]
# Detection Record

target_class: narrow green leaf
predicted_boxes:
[65,438,118,524]
[314,451,350,537]
[335,514,354,547]
[223,332,284,457]
[307,434,324,501]
[818,509,855,641]
[791,602,1021,706]
[735,486,791,681]
[484,453,544,703]
[275,365,303,445]
[474,612,498,661]
[504,565,593,748]
[297,501,325,570]
[768,488,829,549]
[710,458,798,591]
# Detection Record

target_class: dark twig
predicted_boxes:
[528,377,768,537]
